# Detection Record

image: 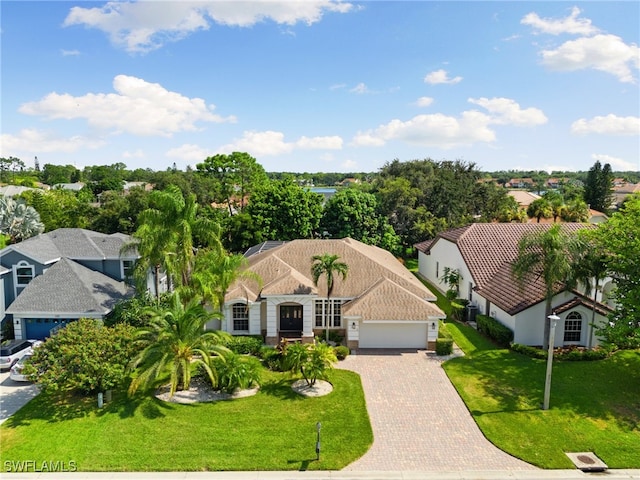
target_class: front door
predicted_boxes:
[280,305,303,333]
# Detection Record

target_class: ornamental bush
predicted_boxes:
[435,338,453,356]
[334,345,350,360]
[224,335,263,355]
[23,319,136,395]
[476,314,513,346]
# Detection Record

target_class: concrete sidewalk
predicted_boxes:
[2,470,640,479]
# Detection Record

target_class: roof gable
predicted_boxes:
[6,258,133,315]
[344,277,445,321]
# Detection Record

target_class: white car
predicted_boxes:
[0,339,39,370]
[9,353,34,382]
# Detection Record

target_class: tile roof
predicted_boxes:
[421,223,590,315]
[5,258,134,315]
[3,228,135,264]
[230,238,444,321]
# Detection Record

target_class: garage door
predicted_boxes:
[359,323,428,349]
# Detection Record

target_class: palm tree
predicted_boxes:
[511,224,579,349]
[570,230,608,348]
[128,292,229,397]
[180,249,261,313]
[0,197,44,243]
[125,185,222,298]
[311,253,348,342]
[527,198,553,223]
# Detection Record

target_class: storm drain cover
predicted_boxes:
[566,452,608,472]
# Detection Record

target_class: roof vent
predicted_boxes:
[565,452,608,472]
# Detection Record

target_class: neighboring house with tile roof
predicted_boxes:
[415,223,614,348]
[219,238,445,349]
[0,228,139,340]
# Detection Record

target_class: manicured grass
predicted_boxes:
[0,369,372,471]
[442,321,640,468]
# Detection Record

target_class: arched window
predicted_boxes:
[232,303,249,332]
[13,260,34,296]
[564,311,582,343]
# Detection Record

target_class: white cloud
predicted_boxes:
[18,75,235,137]
[0,128,105,155]
[521,6,599,36]
[350,83,370,94]
[61,49,80,56]
[591,153,638,171]
[416,96,434,107]
[424,69,462,85]
[165,143,210,162]
[468,97,547,126]
[352,111,495,149]
[571,114,640,135]
[217,130,342,157]
[352,97,547,148]
[341,158,357,169]
[330,83,347,91]
[540,34,640,83]
[64,1,354,53]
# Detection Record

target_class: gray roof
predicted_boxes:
[3,228,136,264]
[6,258,134,316]
[0,185,37,197]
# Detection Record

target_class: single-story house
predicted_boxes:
[216,238,445,350]
[0,228,141,340]
[415,223,614,348]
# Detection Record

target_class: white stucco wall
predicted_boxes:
[417,239,475,302]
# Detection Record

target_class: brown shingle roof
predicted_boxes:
[228,238,443,320]
[427,223,590,315]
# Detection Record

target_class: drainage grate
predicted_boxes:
[566,452,608,472]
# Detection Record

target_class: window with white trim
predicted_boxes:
[564,312,582,342]
[121,259,135,281]
[13,261,34,295]
[232,303,249,332]
[315,299,343,328]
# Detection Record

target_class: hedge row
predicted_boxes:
[510,343,610,361]
[476,314,513,346]
[436,321,454,355]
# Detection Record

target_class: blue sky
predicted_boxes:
[1,1,639,174]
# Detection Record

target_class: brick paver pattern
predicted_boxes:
[339,350,537,471]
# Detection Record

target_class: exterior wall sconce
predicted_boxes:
[351,321,357,330]
[431,322,436,330]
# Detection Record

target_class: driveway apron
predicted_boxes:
[339,350,536,471]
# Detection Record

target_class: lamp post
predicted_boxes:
[316,422,321,460]
[543,313,560,410]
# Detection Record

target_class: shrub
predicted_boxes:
[259,346,284,371]
[23,319,136,395]
[334,345,350,360]
[510,343,547,359]
[555,345,610,362]
[224,335,263,355]
[476,314,514,346]
[328,330,344,345]
[435,338,453,356]
[283,341,337,387]
[212,352,262,393]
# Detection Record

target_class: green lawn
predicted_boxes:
[0,369,372,471]
[443,321,640,468]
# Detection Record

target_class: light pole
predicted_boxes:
[316,422,321,460]
[543,313,560,410]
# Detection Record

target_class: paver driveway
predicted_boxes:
[339,349,536,471]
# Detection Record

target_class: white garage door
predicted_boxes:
[359,323,428,349]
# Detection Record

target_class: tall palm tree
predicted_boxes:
[527,198,553,223]
[128,292,229,397]
[125,185,222,298]
[570,230,608,348]
[512,224,579,349]
[311,253,348,342]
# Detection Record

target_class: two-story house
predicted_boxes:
[0,228,139,340]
